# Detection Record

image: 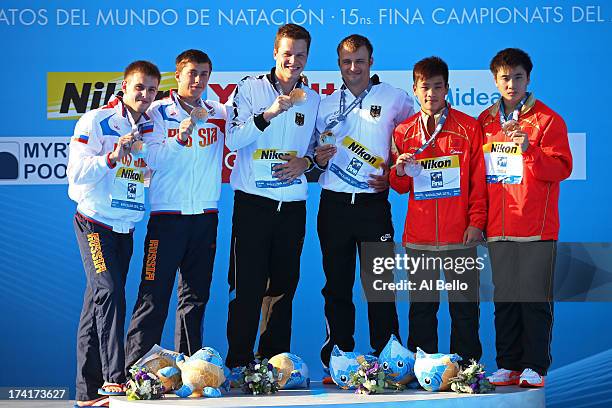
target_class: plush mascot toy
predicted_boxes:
[175,347,225,398]
[133,344,182,393]
[413,347,462,391]
[378,334,416,385]
[329,345,377,389]
[269,353,310,389]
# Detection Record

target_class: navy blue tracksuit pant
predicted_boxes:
[125,213,217,369]
[74,212,132,401]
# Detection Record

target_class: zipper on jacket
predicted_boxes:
[192,123,197,214]
[435,200,439,249]
[280,93,288,206]
[501,185,506,239]
[351,192,355,205]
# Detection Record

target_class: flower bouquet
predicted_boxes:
[241,359,280,395]
[126,365,165,400]
[449,361,495,394]
[348,356,389,395]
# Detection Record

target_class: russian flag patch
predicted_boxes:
[77,135,89,144]
[139,123,154,134]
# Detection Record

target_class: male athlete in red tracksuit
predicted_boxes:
[390,56,486,364]
[480,48,572,388]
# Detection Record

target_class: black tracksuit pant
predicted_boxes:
[318,189,400,367]
[74,213,132,401]
[125,213,217,369]
[406,247,482,364]
[489,240,556,376]
[225,191,305,368]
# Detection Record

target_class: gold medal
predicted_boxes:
[289,88,307,106]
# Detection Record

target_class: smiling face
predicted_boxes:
[413,74,449,115]
[176,61,210,101]
[494,64,530,108]
[121,71,159,114]
[274,37,308,83]
[338,45,373,94]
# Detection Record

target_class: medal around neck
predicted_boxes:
[502,119,521,137]
[190,107,209,124]
[320,130,336,145]
[130,126,146,155]
[131,140,144,153]
[403,161,423,177]
[289,88,307,106]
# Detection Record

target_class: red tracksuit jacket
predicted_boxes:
[478,95,572,241]
[390,107,487,250]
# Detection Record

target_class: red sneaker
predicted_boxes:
[322,375,335,385]
[519,369,545,388]
[487,368,521,386]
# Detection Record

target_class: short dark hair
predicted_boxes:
[124,60,161,83]
[337,34,373,59]
[490,48,533,77]
[413,56,449,85]
[274,24,311,53]
[175,49,213,73]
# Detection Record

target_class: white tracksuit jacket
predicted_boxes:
[316,77,415,194]
[226,68,320,203]
[67,95,152,233]
[145,90,227,214]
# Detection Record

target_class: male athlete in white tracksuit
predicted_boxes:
[225,24,320,369]
[314,35,414,371]
[68,61,160,405]
[125,50,227,368]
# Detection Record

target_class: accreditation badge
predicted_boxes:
[252,148,302,188]
[412,155,461,200]
[110,161,146,211]
[483,142,523,184]
[329,136,384,189]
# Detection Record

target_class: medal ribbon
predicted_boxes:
[271,69,302,96]
[323,80,373,133]
[413,105,449,156]
[125,103,146,141]
[173,92,202,114]
[499,92,530,127]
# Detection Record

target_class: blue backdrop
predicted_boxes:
[1,1,611,406]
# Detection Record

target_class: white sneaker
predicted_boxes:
[519,368,545,387]
[487,368,521,386]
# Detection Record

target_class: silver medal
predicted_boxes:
[404,161,423,177]
[320,130,336,145]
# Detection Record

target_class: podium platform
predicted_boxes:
[109,381,544,407]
